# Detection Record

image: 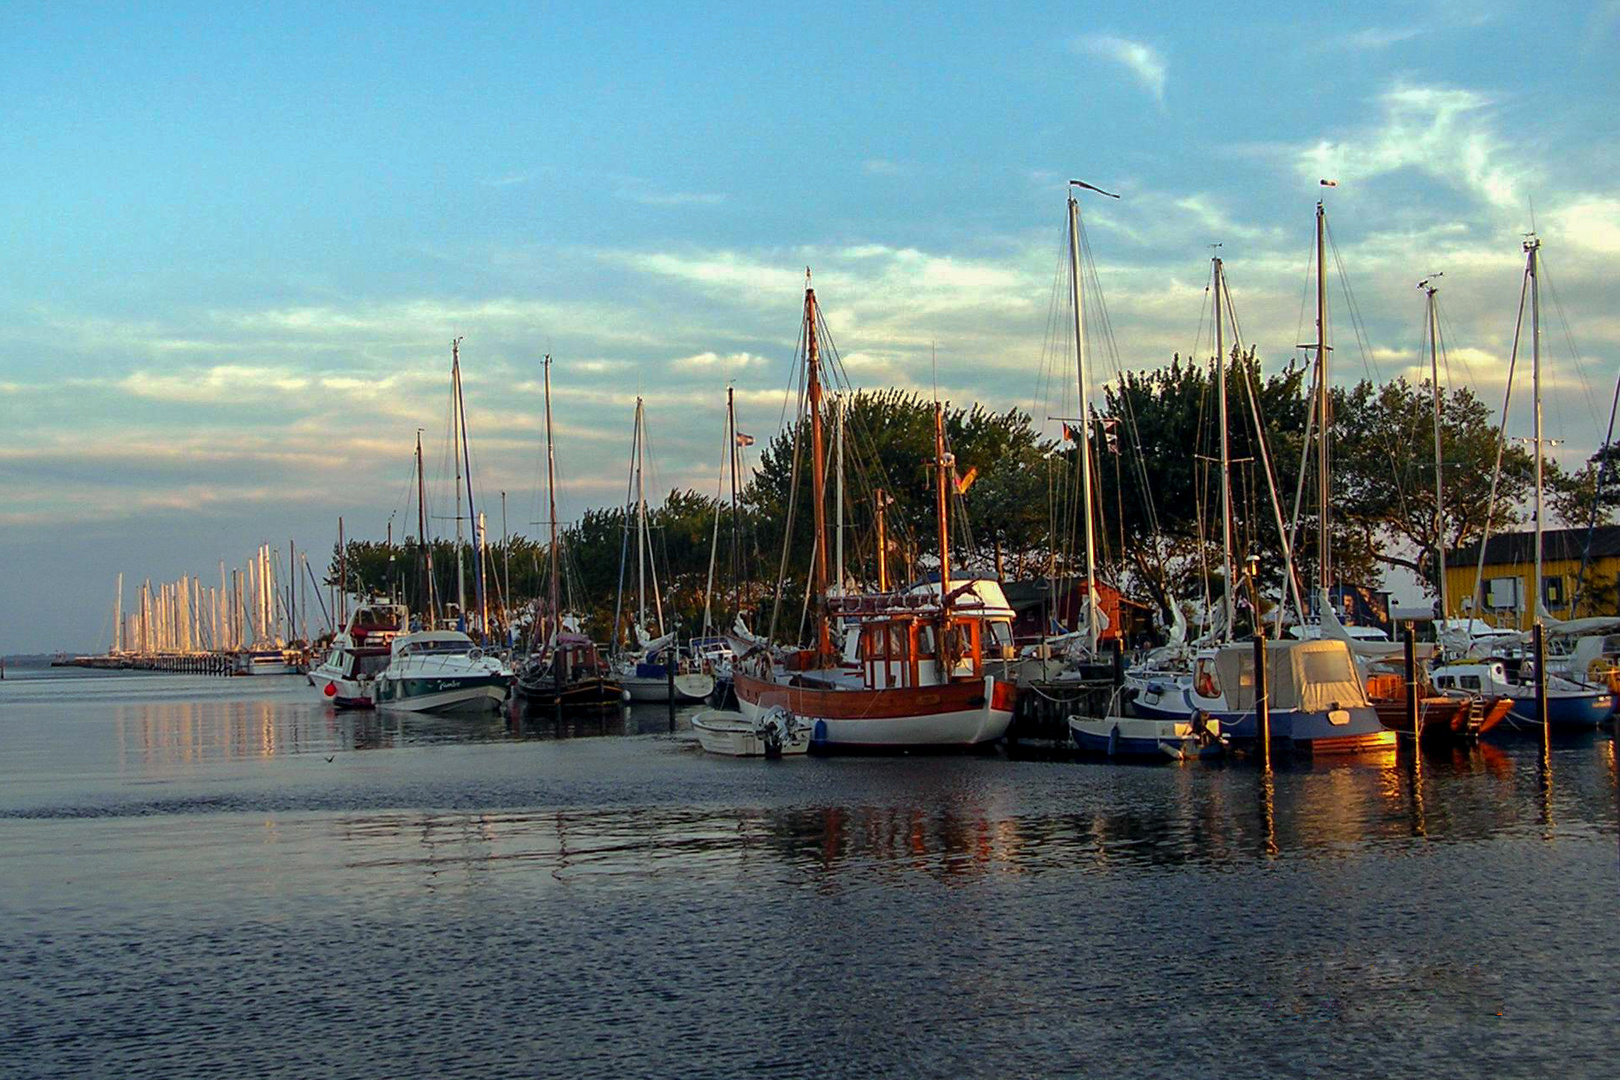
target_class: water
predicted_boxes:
[1,666,1617,1078]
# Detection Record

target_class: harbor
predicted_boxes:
[1,661,1617,1078]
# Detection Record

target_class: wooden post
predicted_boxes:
[1110,637,1123,687]
[667,644,676,728]
[1254,630,1270,769]
[1533,622,1549,744]
[1404,623,1420,745]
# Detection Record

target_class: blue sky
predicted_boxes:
[3,1,1619,650]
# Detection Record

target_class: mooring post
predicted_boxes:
[1110,638,1123,688]
[1534,620,1551,752]
[1404,623,1420,746]
[1254,630,1270,769]
[667,645,677,730]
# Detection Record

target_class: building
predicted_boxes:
[1000,578,1156,646]
[1444,524,1620,628]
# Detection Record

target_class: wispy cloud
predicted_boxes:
[670,351,770,371]
[1071,34,1167,104]
[1344,25,1425,49]
[617,188,727,207]
[862,158,908,177]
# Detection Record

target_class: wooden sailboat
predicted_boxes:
[732,277,1017,750]
[515,355,622,707]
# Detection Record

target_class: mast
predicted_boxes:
[1214,255,1234,640]
[834,394,845,598]
[451,338,467,623]
[635,396,648,634]
[337,518,346,630]
[543,355,561,644]
[934,403,952,655]
[1067,187,1100,656]
[1528,236,1544,631]
[416,430,435,626]
[875,489,889,591]
[729,386,742,621]
[1315,200,1331,609]
[113,573,123,654]
[1424,278,1450,623]
[455,340,486,641]
[805,275,831,657]
[501,491,510,635]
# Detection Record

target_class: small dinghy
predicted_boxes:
[692,707,809,757]
[1068,714,1224,761]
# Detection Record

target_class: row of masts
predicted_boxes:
[110,543,311,655]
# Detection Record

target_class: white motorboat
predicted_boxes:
[373,630,512,714]
[309,601,409,708]
[691,708,809,757]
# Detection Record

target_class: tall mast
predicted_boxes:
[544,355,561,641]
[416,430,435,626]
[1528,237,1543,631]
[934,402,952,631]
[1067,186,1100,656]
[1214,254,1234,640]
[805,275,831,657]
[635,396,648,633]
[113,573,123,654]
[875,489,889,592]
[337,518,346,629]
[834,394,845,598]
[728,386,741,620]
[1315,200,1331,607]
[1424,278,1450,623]
[501,491,510,634]
[455,340,485,640]
[451,338,467,622]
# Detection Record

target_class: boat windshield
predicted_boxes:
[403,640,474,657]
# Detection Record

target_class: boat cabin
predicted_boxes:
[1193,639,1370,713]
[391,630,480,659]
[852,611,991,690]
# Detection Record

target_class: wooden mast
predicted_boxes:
[805,274,831,658]
[875,489,889,592]
[728,386,742,622]
[934,402,953,670]
[1528,237,1543,632]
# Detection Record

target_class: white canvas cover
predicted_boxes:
[1213,639,1370,713]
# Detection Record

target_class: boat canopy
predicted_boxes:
[391,630,476,655]
[1213,639,1370,712]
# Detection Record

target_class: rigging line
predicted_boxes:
[766,312,811,643]
[1538,257,1603,432]
[1469,267,1530,620]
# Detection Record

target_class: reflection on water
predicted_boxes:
[2,671,1617,1079]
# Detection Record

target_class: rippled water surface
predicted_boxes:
[2,665,1617,1078]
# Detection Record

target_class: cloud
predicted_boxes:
[1071,35,1166,104]
[617,189,727,207]
[670,351,770,371]
[1344,26,1425,49]
[1293,82,1524,211]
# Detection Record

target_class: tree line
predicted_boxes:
[328,363,1614,644]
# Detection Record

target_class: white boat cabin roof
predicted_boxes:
[391,630,477,655]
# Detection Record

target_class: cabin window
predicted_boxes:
[1486,576,1521,612]
[916,626,936,659]
[1194,658,1220,697]
[1460,675,1482,691]
[1436,675,1454,689]
[1543,575,1566,607]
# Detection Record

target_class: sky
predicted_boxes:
[3,1,1619,652]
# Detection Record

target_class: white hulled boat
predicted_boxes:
[309,601,409,708]
[374,630,512,714]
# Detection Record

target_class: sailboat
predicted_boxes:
[514,355,623,707]
[1431,238,1609,732]
[731,277,1018,750]
[1184,197,1395,754]
[610,398,715,703]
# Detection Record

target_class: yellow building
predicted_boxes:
[1444,525,1620,629]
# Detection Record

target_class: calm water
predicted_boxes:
[1,666,1617,1078]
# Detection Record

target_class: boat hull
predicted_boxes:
[1205,705,1397,754]
[311,670,374,709]
[1068,715,1219,761]
[619,672,717,703]
[374,674,510,714]
[515,676,623,707]
[1498,689,1610,733]
[733,673,1015,750]
[691,710,810,756]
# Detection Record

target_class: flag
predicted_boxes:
[735,432,755,447]
[1062,422,1077,443]
[1320,179,1338,187]
[954,465,978,495]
